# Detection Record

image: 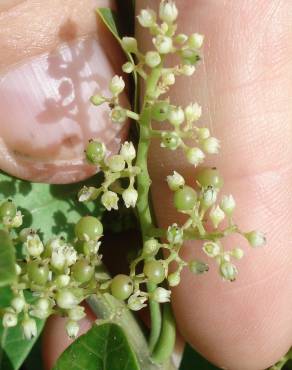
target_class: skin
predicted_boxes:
[0,1,292,369]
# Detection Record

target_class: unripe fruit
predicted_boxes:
[110,274,133,300]
[143,260,165,284]
[75,216,103,241]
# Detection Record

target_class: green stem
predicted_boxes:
[269,349,292,370]
[152,303,176,364]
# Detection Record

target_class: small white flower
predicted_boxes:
[245,231,266,248]
[220,262,238,281]
[203,241,221,258]
[188,33,204,49]
[120,141,136,162]
[181,65,195,76]
[162,72,175,86]
[11,295,25,313]
[201,187,217,208]
[220,195,236,216]
[3,312,18,328]
[122,188,138,208]
[210,205,225,228]
[78,186,98,202]
[152,287,171,303]
[122,62,135,73]
[66,320,79,339]
[186,147,205,166]
[159,0,178,23]
[153,35,173,54]
[167,224,184,245]
[56,290,80,310]
[31,298,51,319]
[109,75,125,95]
[15,263,22,275]
[202,137,220,154]
[110,106,127,123]
[189,260,209,274]
[168,107,184,125]
[51,248,66,270]
[166,171,185,191]
[68,306,86,321]
[145,51,161,68]
[22,317,37,340]
[184,103,202,122]
[198,128,210,140]
[101,191,119,211]
[121,37,137,53]
[175,33,188,44]
[24,234,44,257]
[127,292,148,311]
[107,154,126,172]
[137,9,156,28]
[10,211,23,228]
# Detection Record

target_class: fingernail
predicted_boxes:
[0,37,127,183]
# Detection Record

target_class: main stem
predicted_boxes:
[136,67,176,361]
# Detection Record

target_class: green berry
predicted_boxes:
[196,167,224,189]
[75,216,103,241]
[86,140,105,164]
[143,260,165,284]
[72,260,94,283]
[174,186,197,211]
[151,101,170,121]
[0,200,16,221]
[27,261,49,285]
[110,274,133,300]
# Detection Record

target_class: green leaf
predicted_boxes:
[53,323,140,370]
[0,171,103,242]
[0,288,45,370]
[179,344,220,370]
[0,230,16,287]
[97,8,139,112]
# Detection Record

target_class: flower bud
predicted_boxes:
[186,147,205,166]
[22,317,37,339]
[166,171,185,191]
[198,128,210,140]
[24,234,44,257]
[181,65,195,76]
[90,95,106,106]
[11,295,25,313]
[110,107,127,123]
[203,241,221,258]
[210,205,225,228]
[175,33,188,44]
[101,191,119,211]
[181,48,200,65]
[3,312,18,328]
[168,271,180,287]
[78,186,99,202]
[245,231,266,248]
[162,72,175,86]
[185,103,202,122]
[145,51,161,68]
[121,37,138,53]
[143,238,160,256]
[56,290,80,310]
[109,75,125,95]
[55,274,71,288]
[159,0,178,23]
[168,107,184,125]
[188,33,204,49]
[220,262,238,281]
[202,137,220,154]
[31,298,51,319]
[107,154,126,172]
[220,195,236,216]
[68,306,86,321]
[189,260,209,274]
[167,224,184,245]
[137,9,156,28]
[231,248,244,260]
[153,35,173,54]
[120,141,136,162]
[122,62,135,73]
[10,211,23,228]
[200,187,217,208]
[152,287,171,303]
[122,188,138,208]
[66,320,79,338]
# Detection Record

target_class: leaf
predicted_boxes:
[53,323,140,370]
[0,230,16,287]
[0,288,45,370]
[24,336,45,370]
[0,171,103,242]
[179,344,220,370]
[97,8,139,112]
